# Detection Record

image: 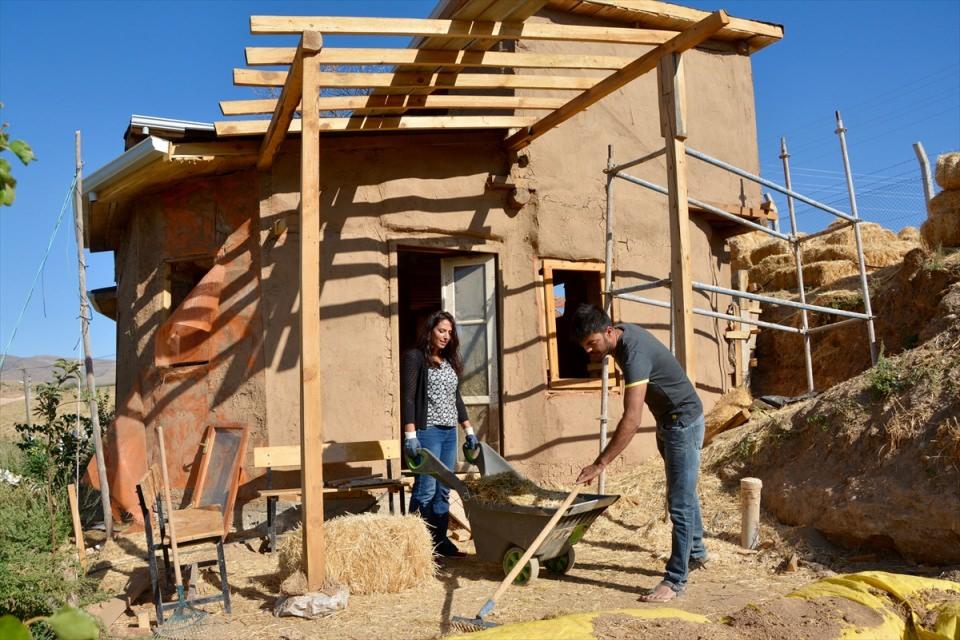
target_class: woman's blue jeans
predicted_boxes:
[656,413,707,591]
[409,425,458,546]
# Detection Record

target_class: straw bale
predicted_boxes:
[928,189,960,217]
[729,231,769,270]
[821,221,899,247]
[464,472,573,508]
[704,386,752,445]
[277,513,437,595]
[748,238,790,266]
[921,210,960,248]
[898,226,921,243]
[935,152,960,190]
[803,244,856,263]
[803,260,860,288]
[748,253,794,288]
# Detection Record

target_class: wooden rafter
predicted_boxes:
[234,69,598,91]
[249,15,677,45]
[216,115,538,137]
[504,10,730,151]
[258,31,322,171]
[222,94,566,116]
[244,46,633,70]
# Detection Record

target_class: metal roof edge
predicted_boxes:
[84,135,170,198]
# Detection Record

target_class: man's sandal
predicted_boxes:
[638,581,682,603]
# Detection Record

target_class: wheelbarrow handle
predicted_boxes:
[406,448,471,497]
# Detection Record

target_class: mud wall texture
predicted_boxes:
[97,171,265,519]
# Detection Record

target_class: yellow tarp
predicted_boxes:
[448,572,960,640]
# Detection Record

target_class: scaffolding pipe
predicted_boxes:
[604,148,666,175]
[805,316,865,335]
[835,111,878,364]
[798,219,856,243]
[607,279,671,296]
[684,147,858,223]
[690,281,871,320]
[913,142,935,205]
[598,145,615,494]
[780,137,815,393]
[616,293,805,334]
[614,171,793,241]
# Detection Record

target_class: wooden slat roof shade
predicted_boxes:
[216,1,781,165]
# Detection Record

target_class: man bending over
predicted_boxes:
[573,304,707,603]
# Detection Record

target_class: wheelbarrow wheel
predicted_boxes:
[544,547,576,575]
[502,546,540,585]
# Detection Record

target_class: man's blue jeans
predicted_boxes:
[656,413,707,591]
[409,425,458,545]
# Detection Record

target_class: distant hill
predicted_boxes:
[0,355,116,387]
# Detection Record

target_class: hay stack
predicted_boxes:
[745,220,919,291]
[922,188,960,248]
[898,227,920,243]
[728,231,769,271]
[935,152,960,191]
[277,513,436,595]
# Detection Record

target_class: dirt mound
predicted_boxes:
[708,322,960,563]
[922,189,960,248]
[752,248,960,396]
[724,596,884,640]
[592,614,739,640]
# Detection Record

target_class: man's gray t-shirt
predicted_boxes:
[613,323,703,425]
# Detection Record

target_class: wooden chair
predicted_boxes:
[135,424,248,623]
[254,440,411,552]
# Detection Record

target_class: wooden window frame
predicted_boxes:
[541,259,616,391]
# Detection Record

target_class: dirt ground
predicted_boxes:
[90,452,956,640]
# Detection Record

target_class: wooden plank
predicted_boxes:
[216,115,536,137]
[541,262,562,385]
[244,46,633,70]
[235,69,597,91]
[67,483,87,571]
[250,15,676,45]
[254,445,301,468]
[299,48,324,592]
[221,94,567,116]
[84,598,127,629]
[189,426,216,510]
[544,0,783,50]
[255,440,404,469]
[504,10,729,151]
[659,51,695,384]
[259,31,322,171]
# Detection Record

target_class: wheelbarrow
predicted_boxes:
[408,442,619,584]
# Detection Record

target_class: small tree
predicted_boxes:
[0,103,36,207]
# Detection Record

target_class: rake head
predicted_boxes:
[450,615,499,633]
[153,586,213,640]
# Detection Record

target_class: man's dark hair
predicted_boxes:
[572,304,612,341]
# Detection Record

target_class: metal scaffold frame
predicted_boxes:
[596,111,879,493]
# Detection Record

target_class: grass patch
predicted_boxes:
[866,348,903,399]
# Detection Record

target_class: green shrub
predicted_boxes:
[866,348,902,399]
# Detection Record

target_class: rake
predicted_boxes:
[451,484,583,633]
[154,424,212,639]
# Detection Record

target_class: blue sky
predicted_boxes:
[0,0,958,363]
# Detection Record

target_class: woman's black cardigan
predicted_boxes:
[400,349,469,429]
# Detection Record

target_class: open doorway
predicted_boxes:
[397,248,501,463]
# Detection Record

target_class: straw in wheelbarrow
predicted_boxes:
[451,484,583,633]
[154,425,212,639]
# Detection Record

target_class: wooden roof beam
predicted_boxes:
[221,94,567,116]
[504,10,730,151]
[244,46,633,70]
[216,115,537,137]
[257,31,322,171]
[233,69,598,91]
[249,15,677,46]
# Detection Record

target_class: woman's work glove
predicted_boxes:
[463,427,479,452]
[403,433,421,460]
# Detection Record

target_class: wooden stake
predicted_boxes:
[299,47,326,592]
[740,477,762,549]
[657,54,695,384]
[67,483,87,571]
[73,131,112,539]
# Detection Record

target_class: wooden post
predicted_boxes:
[298,40,326,592]
[67,483,87,571]
[21,369,31,428]
[657,53,695,384]
[73,131,112,539]
[740,477,762,549]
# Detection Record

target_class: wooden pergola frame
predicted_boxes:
[215,5,780,590]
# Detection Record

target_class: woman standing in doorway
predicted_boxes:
[401,310,479,557]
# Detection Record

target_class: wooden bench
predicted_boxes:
[254,440,411,552]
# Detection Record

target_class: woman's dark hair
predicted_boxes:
[416,310,463,376]
[572,304,612,341]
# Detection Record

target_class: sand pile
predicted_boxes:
[464,472,574,508]
[922,153,960,247]
[277,513,436,595]
[742,221,918,291]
